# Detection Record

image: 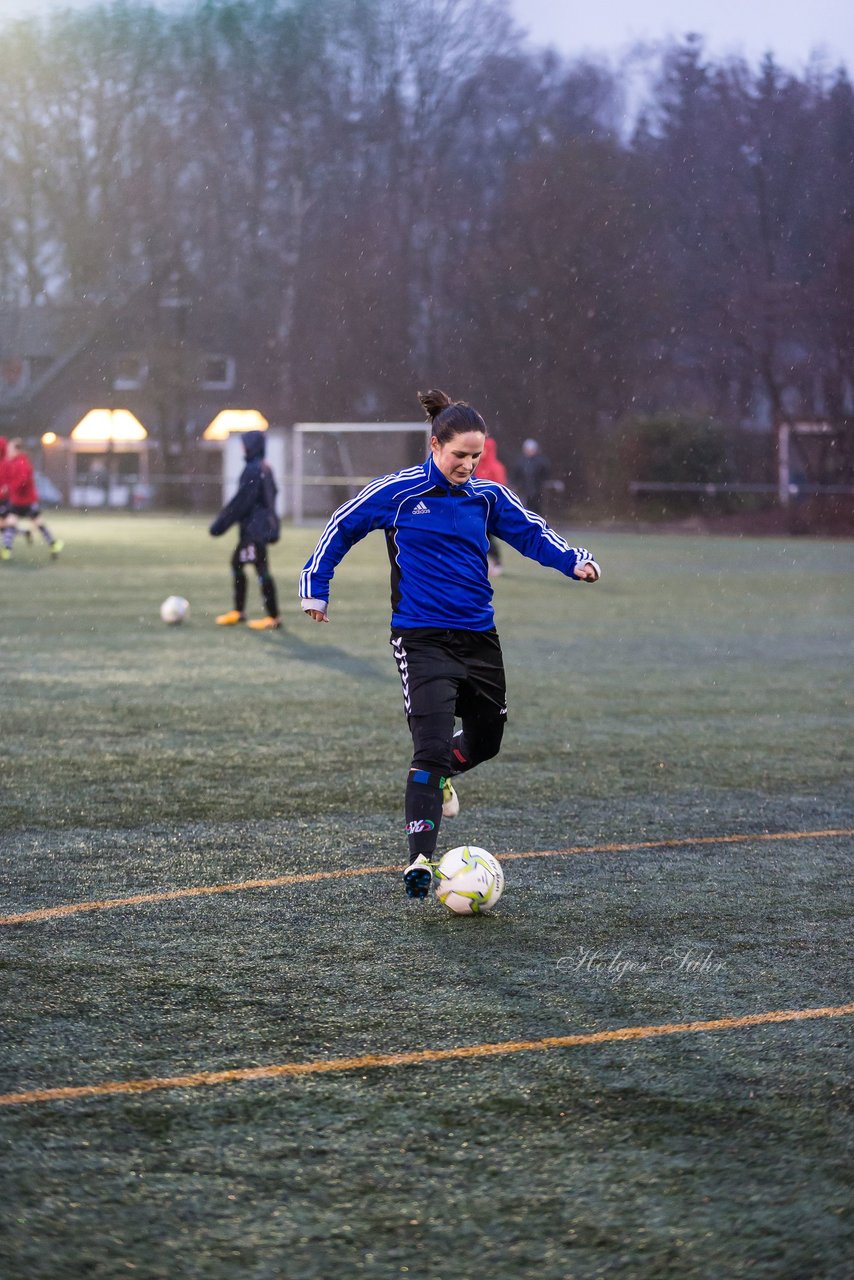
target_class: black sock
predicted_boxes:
[259,572,279,618]
[404,773,444,860]
[233,568,247,613]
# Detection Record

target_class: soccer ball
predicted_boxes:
[434,845,504,915]
[160,595,190,625]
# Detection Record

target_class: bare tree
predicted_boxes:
[0,0,850,485]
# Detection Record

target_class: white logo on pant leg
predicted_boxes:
[392,636,411,714]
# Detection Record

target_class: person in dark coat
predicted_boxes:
[210,430,281,629]
[511,438,552,514]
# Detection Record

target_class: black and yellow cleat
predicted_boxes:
[216,610,245,626]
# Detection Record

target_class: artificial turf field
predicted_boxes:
[1,512,852,1280]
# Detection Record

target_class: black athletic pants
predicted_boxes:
[391,627,507,859]
[231,541,278,617]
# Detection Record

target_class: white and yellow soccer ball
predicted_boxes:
[160,595,190,625]
[434,845,504,914]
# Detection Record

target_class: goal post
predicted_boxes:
[291,422,431,524]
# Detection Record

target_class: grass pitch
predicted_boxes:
[1,514,852,1279]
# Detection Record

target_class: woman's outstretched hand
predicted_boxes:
[573,560,601,582]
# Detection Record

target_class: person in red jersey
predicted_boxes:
[475,435,508,578]
[1,439,63,561]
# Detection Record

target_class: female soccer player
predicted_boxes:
[299,389,600,899]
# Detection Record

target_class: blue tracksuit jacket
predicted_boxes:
[299,455,595,631]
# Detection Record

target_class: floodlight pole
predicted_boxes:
[778,423,790,507]
[106,410,117,509]
[293,426,304,526]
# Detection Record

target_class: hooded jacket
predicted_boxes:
[474,436,507,486]
[209,430,279,544]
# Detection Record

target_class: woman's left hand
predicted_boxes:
[573,560,601,581]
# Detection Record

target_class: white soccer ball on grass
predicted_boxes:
[434,845,504,914]
[160,595,190,625]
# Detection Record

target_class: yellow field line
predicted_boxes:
[2,828,852,926]
[1,1003,852,1108]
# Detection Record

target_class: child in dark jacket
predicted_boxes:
[209,430,281,629]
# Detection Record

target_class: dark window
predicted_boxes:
[114,354,147,389]
[202,355,234,389]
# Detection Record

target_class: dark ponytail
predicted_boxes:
[418,388,487,444]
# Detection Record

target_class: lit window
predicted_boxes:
[71,409,148,442]
[203,410,267,441]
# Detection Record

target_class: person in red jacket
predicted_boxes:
[1,438,63,560]
[475,435,508,577]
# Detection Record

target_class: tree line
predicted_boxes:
[0,0,851,496]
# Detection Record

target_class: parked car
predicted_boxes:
[33,470,62,507]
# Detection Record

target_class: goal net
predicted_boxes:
[291,422,431,524]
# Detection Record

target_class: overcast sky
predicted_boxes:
[508,0,853,73]
[0,0,851,75]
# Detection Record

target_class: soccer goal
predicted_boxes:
[291,422,431,524]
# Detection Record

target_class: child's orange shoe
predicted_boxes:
[216,610,245,625]
[247,616,281,630]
